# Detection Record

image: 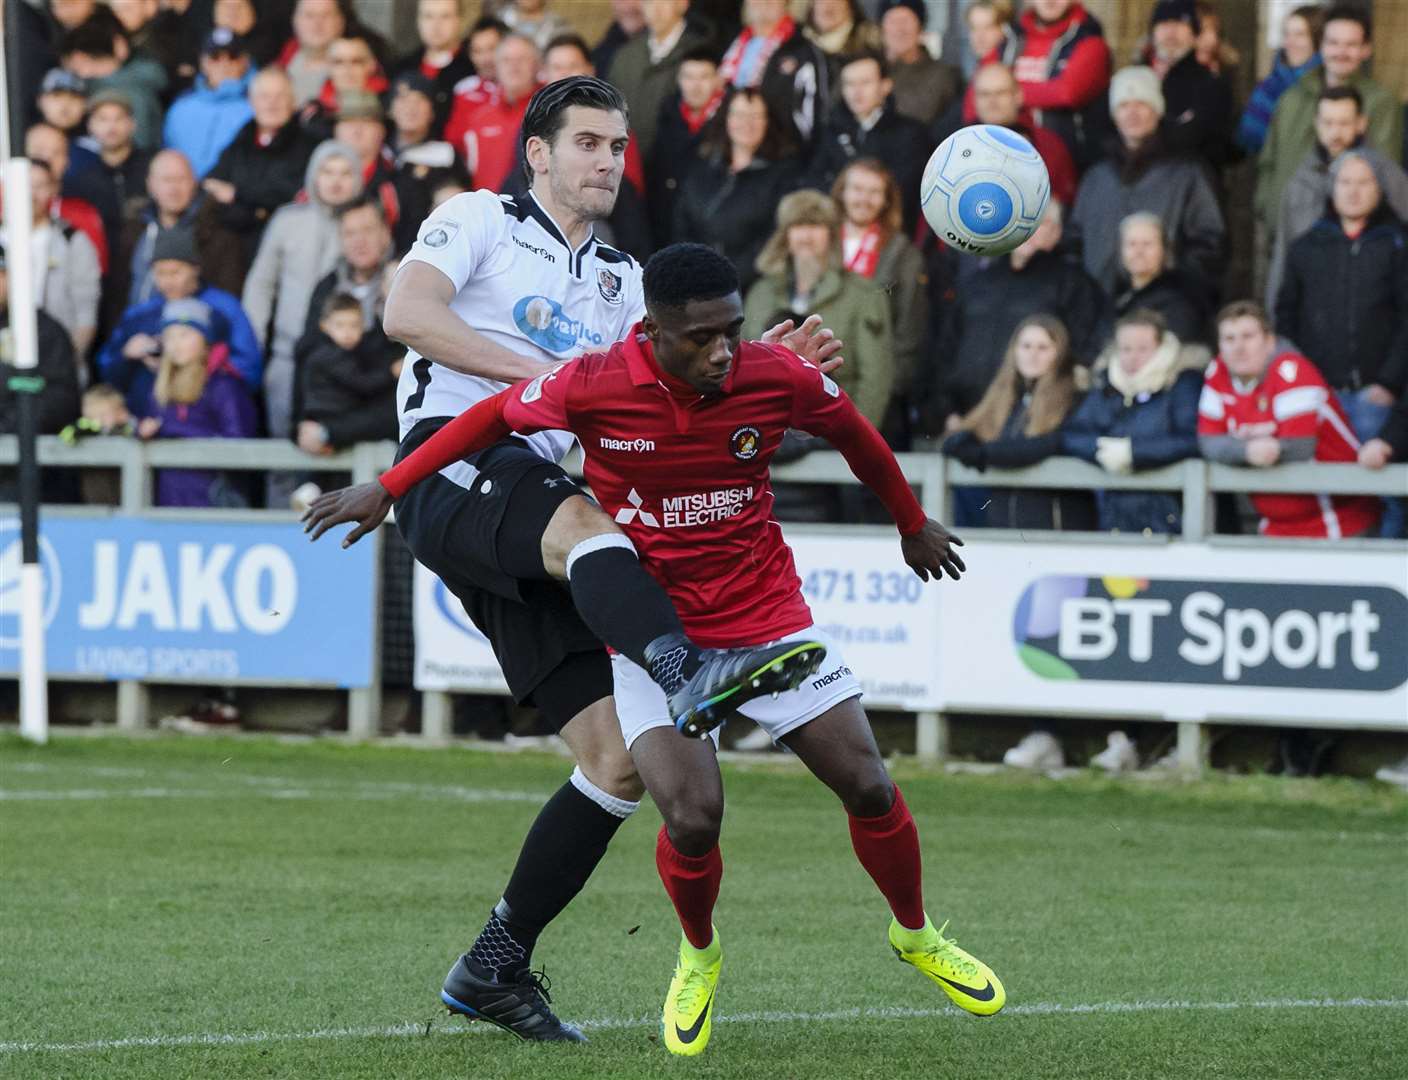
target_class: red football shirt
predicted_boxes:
[1198,351,1379,538]
[382,329,926,647]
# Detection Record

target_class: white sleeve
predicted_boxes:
[401,189,505,293]
[618,264,646,331]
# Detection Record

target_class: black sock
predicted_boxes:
[468,779,632,981]
[566,544,689,669]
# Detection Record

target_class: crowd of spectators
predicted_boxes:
[0,0,1403,535]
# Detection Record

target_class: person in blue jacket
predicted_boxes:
[1061,307,1206,534]
[97,227,262,413]
[162,28,256,178]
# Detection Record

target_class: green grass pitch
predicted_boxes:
[2,732,1405,1079]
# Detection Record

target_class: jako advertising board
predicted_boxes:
[414,527,942,710]
[0,516,376,686]
[938,541,1408,727]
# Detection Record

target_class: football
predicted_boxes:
[920,124,1051,257]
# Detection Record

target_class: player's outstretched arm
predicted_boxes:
[383,263,555,384]
[760,314,845,375]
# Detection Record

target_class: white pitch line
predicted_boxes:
[2,997,1404,1055]
[0,785,547,803]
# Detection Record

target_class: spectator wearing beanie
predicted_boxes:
[1068,65,1225,298]
[877,0,960,128]
[115,152,207,333]
[36,69,96,168]
[163,28,257,179]
[137,298,258,510]
[1141,0,1233,168]
[99,227,263,415]
[391,0,477,137]
[203,67,321,276]
[242,140,364,447]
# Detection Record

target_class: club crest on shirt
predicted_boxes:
[597,268,623,304]
[730,425,761,461]
[420,218,460,249]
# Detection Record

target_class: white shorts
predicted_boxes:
[612,625,862,750]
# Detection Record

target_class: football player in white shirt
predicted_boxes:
[306,77,841,1042]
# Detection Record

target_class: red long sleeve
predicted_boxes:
[379,392,513,499]
[809,399,927,536]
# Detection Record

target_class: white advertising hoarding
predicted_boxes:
[413,527,941,710]
[937,541,1408,728]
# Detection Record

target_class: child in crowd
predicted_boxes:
[137,298,257,506]
[60,383,133,505]
[294,292,400,456]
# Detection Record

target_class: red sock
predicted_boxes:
[655,825,722,949]
[848,785,925,930]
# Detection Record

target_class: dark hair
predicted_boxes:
[336,194,386,223]
[519,76,629,181]
[839,50,889,79]
[468,14,510,39]
[1322,3,1371,41]
[28,158,55,179]
[1216,299,1272,333]
[1318,84,1363,113]
[678,44,722,67]
[321,291,364,320]
[643,243,740,312]
[544,32,593,64]
[698,86,796,164]
[1115,307,1168,338]
[1288,4,1325,49]
[61,10,126,59]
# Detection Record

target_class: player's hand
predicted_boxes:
[762,314,845,375]
[302,481,394,547]
[900,518,965,582]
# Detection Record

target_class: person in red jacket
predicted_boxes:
[1198,300,1379,539]
[963,0,1111,168]
[443,32,542,191]
[970,61,1077,207]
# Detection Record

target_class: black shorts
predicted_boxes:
[393,418,612,725]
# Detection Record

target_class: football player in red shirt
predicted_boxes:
[305,243,1006,1055]
[1198,300,1380,538]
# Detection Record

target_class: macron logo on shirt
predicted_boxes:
[600,437,655,452]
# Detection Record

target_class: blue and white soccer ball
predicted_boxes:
[921,124,1051,257]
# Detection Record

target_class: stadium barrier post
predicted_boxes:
[1174,715,1209,775]
[346,441,384,738]
[1181,459,1209,541]
[115,438,150,730]
[916,455,950,762]
[421,691,453,740]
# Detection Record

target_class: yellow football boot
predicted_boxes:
[889,916,1006,1017]
[661,929,722,1056]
